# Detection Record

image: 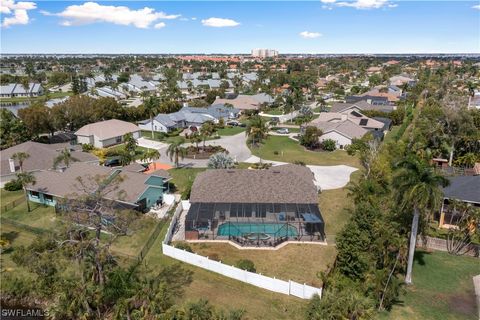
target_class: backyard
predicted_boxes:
[250,135,360,167]
[187,242,336,287]
[144,222,309,320]
[379,250,480,320]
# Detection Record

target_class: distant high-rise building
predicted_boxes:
[251,49,278,58]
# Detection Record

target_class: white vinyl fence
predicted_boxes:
[163,201,322,300]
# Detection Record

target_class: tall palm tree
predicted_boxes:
[144,96,160,139]
[166,139,186,168]
[12,152,29,173]
[16,172,36,212]
[245,116,268,147]
[393,156,449,284]
[53,148,73,169]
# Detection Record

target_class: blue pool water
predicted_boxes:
[217,223,298,237]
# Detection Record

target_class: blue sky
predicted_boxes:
[1,1,479,54]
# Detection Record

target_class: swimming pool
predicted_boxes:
[217,223,298,238]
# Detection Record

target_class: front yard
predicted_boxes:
[250,136,360,167]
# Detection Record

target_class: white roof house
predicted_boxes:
[0,83,44,97]
[75,119,141,148]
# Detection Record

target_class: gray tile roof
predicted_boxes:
[443,176,480,204]
[190,164,318,204]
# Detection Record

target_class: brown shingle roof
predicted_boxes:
[190,164,317,204]
[27,162,167,204]
[1,141,98,176]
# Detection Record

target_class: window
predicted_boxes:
[44,194,54,202]
[30,191,39,198]
[115,136,122,143]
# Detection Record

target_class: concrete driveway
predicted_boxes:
[244,155,357,190]
[140,132,358,190]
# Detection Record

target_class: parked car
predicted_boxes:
[276,128,289,134]
[226,120,239,126]
[238,122,247,127]
[104,156,121,167]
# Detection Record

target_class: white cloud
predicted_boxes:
[154,22,165,29]
[473,5,480,10]
[300,31,322,39]
[320,0,337,3]
[1,0,36,27]
[336,0,394,9]
[191,17,197,20]
[48,2,179,28]
[201,17,240,27]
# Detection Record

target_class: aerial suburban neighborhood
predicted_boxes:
[0,1,479,319]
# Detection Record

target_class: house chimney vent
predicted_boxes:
[8,158,15,173]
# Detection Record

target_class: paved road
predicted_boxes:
[139,132,358,190]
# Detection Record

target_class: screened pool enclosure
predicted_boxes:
[184,202,325,247]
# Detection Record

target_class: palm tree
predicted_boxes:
[188,131,202,151]
[12,152,29,173]
[144,96,160,139]
[53,148,72,169]
[199,121,215,148]
[245,116,268,147]
[16,172,36,212]
[393,156,449,284]
[141,149,161,163]
[166,139,186,167]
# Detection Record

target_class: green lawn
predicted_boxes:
[262,109,284,115]
[251,136,360,167]
[188,242,336,287]
[319,170,361,237]
[1,201,58,230]
[168,167,207,194]
[384,125,401,144]
[216,126,245,136]
[110,216,158,258]
[1,189,24,208]
[378,250,480,320]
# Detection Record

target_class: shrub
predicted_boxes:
[273,150,279,155]
[294,160,306,166]
[321,139,337,151]
[174,242,193,252]
[209,253,220,261]
[236,259,256,272]
[4,179,22,191]
[300,126,322,149]
[81,143,95,152]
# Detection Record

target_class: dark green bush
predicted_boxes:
[4,179,23,191]
[236,259,256,272]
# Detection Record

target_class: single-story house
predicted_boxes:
[304,110,385,149]
[0,83,44,98]
[389,75,416,87]
[213,93,274,111]
[26,162,171,212]
[184,164,325,246]
[437,175,480,229]
[75,119,141,148]
[330,100,397,114]
[138,105,240,133]
[0,141,98,187]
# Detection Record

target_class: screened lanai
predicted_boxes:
[184,202,325,247]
